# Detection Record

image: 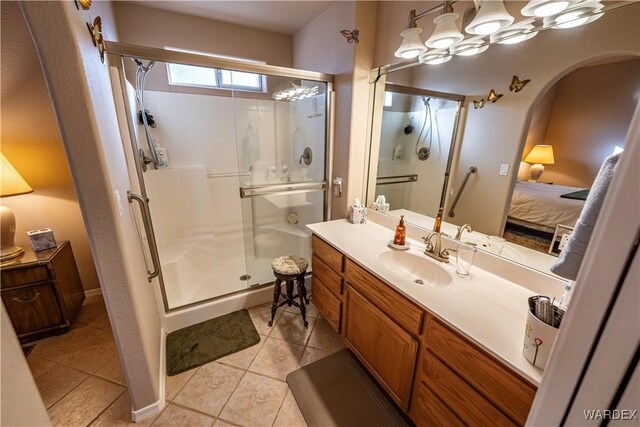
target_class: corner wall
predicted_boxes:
[293,1,377,218]
[20,0,163,414]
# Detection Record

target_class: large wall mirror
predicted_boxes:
[365,2,640,276]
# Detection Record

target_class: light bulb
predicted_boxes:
[401,49,422,59]
[432,38,456,49]
[473,21,502,35]
[534,1,569,16]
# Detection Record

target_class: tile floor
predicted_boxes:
[26,295,343,427]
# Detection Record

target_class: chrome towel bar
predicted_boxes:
[239,181,327,198]
[376,174,418,186]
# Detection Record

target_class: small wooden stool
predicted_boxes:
[268,255,309,327]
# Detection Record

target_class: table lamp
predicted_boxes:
[1,152,33,262]
[524,144,555,182]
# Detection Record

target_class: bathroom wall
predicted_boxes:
[293,1,377,219]
[373,2,640,235]
[519,58,640,188]
[21,0,163,414]
[113,1,292,67]
[0,1,100,292]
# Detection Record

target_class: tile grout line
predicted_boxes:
[84,388,127,427]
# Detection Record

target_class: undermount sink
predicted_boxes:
[377,250,452,287]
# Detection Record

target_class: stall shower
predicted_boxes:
[111,46,332,316]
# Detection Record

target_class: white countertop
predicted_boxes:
[308,218,545,386]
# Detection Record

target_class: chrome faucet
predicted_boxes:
[422,232,450,263]
[455,224,473,241]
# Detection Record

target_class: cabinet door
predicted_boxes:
[2,283,65,336]
[344,286,418,410]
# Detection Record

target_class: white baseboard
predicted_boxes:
[84,288,103,298]
[130,328,166,422]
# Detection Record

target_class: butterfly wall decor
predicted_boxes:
[510,75,531,92]
[340,29,360,44]
[473,99,485,109]
[488,89,503,103]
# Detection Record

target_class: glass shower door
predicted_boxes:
[232,74,328,286]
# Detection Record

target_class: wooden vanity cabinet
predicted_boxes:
[311,235,344,332]
[410,316,537,426]
[344,286,418,410]
[310,234,537,426]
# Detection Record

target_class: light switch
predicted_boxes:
[499,164,509,176]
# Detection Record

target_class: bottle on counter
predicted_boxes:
[393,215,406,246]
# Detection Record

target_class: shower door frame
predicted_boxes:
[106,41,335,313]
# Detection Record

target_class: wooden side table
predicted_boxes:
[1,241,85,343]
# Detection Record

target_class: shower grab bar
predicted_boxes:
[127,191,161,282]
[240,181,327,198]
[448,166,478,218]
[376,174,418,185]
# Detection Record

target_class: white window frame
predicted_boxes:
[164,47,267,93]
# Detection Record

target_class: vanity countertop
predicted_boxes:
[308,218,545,386]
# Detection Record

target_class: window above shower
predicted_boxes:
[167,63,265,92]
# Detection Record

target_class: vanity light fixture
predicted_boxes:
[490,19,538,45]
[465,0,515,36]
[450,36,489,56]
[425,2,464,49]
[418,49,452,65]
[521,0,574,17]
[544,0,604,29]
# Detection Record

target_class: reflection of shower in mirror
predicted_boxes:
[415,96,441,161]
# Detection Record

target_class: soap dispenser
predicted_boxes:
[393,215,406,246]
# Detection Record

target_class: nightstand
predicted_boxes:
[1,241,85,343]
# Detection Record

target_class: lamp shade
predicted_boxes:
[524,145,555,164]
[425,13,464,49]
[1,153,33,197]
[395,27,428,59]
[465,0,515,36]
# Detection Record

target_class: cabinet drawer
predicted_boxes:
[422,351,516,426]
[344,286,418,410]
[312,235,343,274]
[1,266,50,288]
[311,278,342,332]
[425,317,536,425]
[312,255,342,297]
[2,283,65,336]
[411,381,464,427]
[345,259,423,336]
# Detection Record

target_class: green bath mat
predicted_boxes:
[166,309,260,376]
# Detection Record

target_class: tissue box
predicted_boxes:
[348,206,367,224]
[371,201,390,213]
[27,228,57,252]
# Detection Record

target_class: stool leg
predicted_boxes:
[286,280,294,307]
[269,279,282,327]
[296,275,308,328]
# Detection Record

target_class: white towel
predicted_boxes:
[550,153,621,280]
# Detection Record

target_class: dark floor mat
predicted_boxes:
[504,223,553,253]
[166,309,260,376]
[286,349,411,427]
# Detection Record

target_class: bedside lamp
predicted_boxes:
[524,144,555,182]
[1,153,33,262]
